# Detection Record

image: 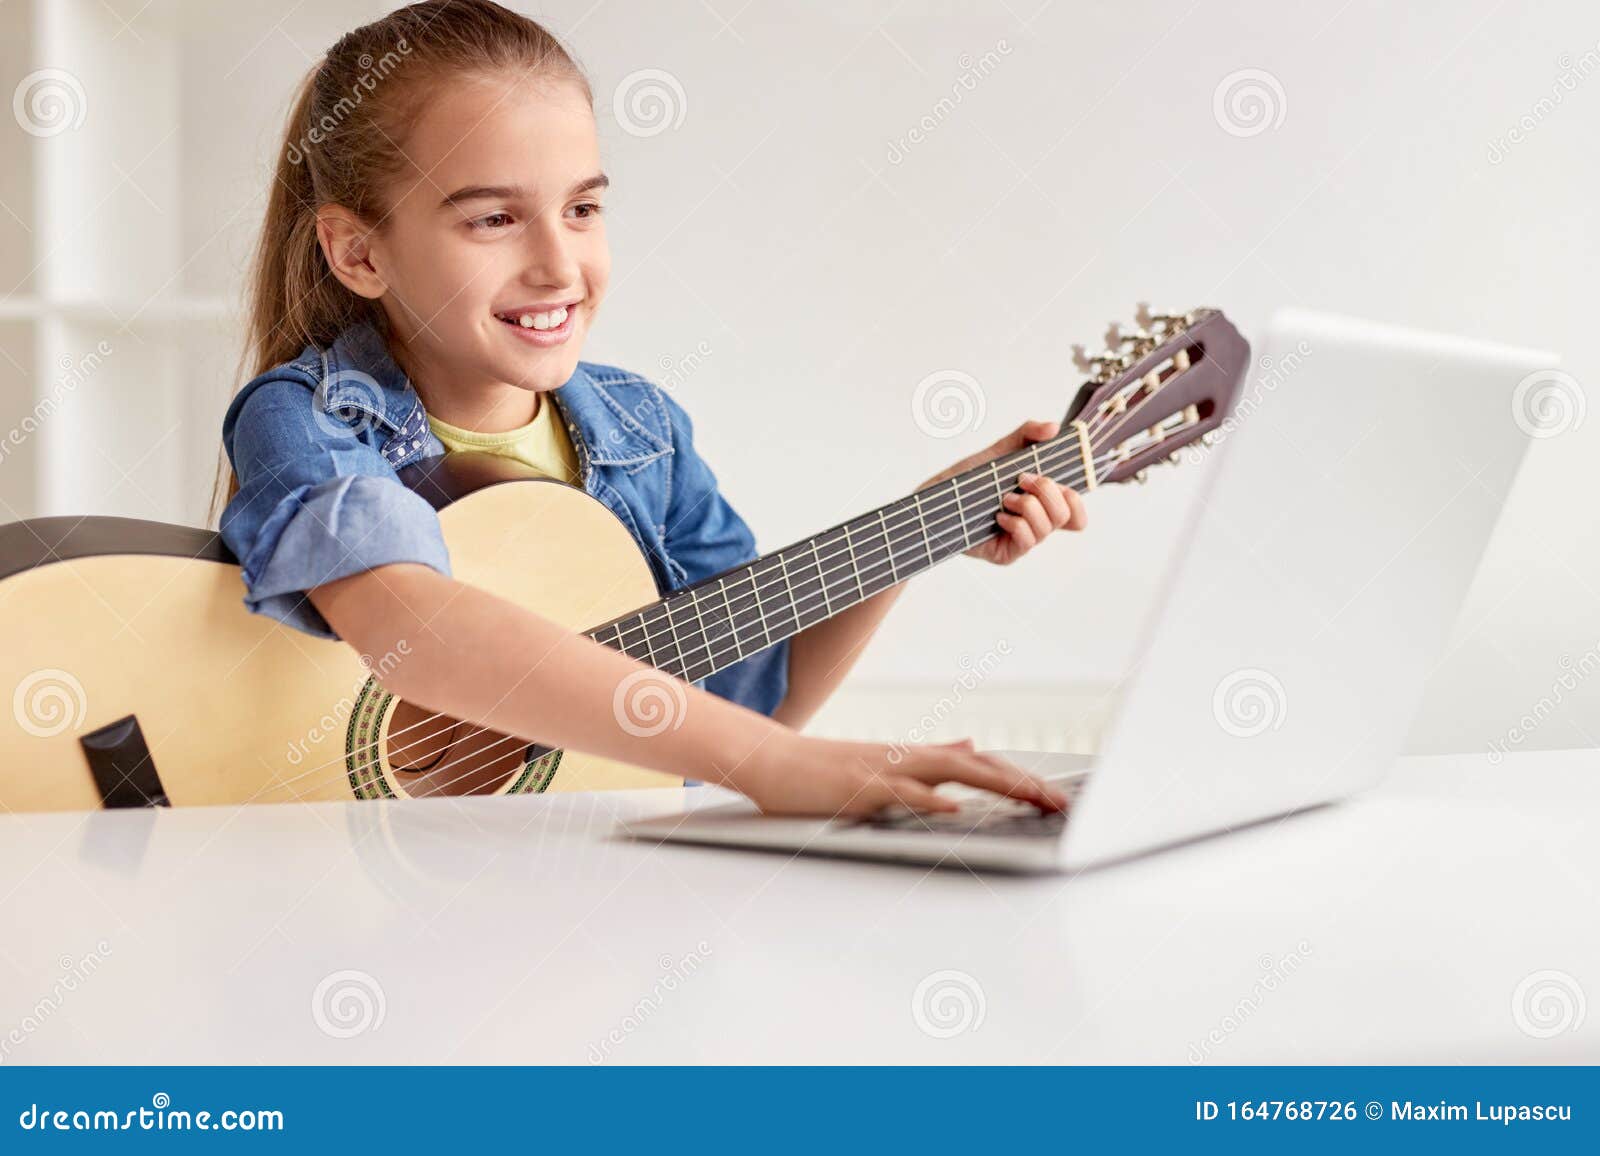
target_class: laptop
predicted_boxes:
[621,309,1552,872]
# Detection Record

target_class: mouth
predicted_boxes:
[493,301,579,347]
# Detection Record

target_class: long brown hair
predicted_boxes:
[209,0,591,524]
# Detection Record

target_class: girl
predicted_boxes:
[216,0,1086,817]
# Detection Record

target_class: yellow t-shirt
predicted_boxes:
[426,393,581,485]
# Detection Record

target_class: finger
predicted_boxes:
[994,510,1038,554]
[1061,484,1087,530]
[1019,473,1073,528]
[1003,490,1053,542]
[910,750,1070,811]
[983,419,1059,460]
[1020,418,1060,444]
[971,752,1075,810]
[885,778,959,815]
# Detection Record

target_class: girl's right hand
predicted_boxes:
[731,733,1072,819]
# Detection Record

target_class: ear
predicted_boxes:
[316,204,388,300]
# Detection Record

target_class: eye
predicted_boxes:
[468,211,515,231]
[568,201,604,220]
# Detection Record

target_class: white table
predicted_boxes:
[1,750,1594,1064]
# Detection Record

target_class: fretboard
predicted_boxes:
[584,429,1100,684]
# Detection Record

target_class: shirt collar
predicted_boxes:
[308,319,670,467]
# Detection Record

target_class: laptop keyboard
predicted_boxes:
[854,774,1087,838]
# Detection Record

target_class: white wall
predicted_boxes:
[11,0,1600,755]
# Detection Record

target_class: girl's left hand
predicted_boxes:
[919,419,1087,567]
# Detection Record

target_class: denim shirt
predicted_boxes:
[218,319,789,718]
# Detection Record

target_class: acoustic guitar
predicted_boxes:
[0,305,1248,813]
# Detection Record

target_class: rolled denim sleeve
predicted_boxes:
[659,389,790,718]
[219,375,451,640]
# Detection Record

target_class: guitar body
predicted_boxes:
[0,454,681,814]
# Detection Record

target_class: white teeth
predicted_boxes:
[508,306,570,331]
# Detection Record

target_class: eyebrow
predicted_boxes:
[438,173,609,210]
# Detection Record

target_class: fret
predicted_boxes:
[697,586,737,675]
[657,602,687,678]
[743,566,771,650]
[953,476,971,548]
[775,551,800,638]
[687,587,716,676]
[717,578,745,666]
[877,508,899,584]
[843,522,866,602]
[809,538,832,622]
[852,513,890,593]
[912,492,936,568]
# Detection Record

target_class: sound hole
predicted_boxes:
[383,699,529,797]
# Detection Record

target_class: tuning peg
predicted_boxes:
[1134,469,1149,485]
[1073,342,1126,383]
[1107,321,1157,358]
[1200,432,1217,447]
[1135,301,1191,333]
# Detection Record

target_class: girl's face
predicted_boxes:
[362,74,609,413]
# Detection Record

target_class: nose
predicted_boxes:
[518,213,581,291]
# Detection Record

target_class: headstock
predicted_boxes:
[1064,304,1250,486]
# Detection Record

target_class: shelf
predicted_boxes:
[0,0,233,525]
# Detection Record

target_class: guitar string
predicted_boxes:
[262,389,1179,801]
[258,445,1110,800]
[400,377,1182,769]
[264,440,1120,801]
[395,360,1202,794]
[373,443,1144,800]
[260,381,1184,799]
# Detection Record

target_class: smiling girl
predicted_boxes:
[217,0,1085,817]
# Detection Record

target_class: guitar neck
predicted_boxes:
[585,427,1099,683]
